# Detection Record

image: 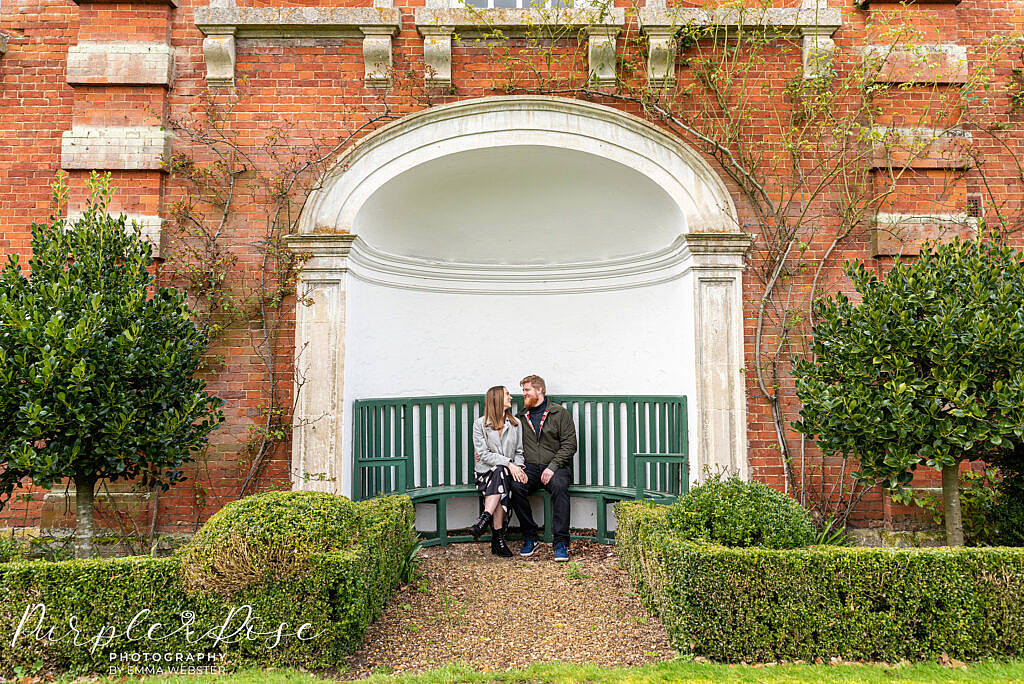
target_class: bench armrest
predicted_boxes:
[632,453,688,499]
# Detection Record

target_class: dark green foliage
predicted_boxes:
[0,537,23,564]
[988,442,1024,546]
[793,234,1024,494]
[0,174,223,508]
[0,494,414,676]
[615,501,1024,662]
[899,469,1003,546]
[992,478,1024,547]
[665,472,814,549]
[177,491,361,595]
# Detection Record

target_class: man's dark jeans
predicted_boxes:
[510,463,570,545]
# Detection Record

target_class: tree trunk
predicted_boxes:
[941,463,965,547]
[74,473,97,559]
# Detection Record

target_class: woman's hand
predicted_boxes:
[508,464,528,484]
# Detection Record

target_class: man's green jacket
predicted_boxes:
[517,401,578,471]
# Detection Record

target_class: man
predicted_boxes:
[510,374,577,561]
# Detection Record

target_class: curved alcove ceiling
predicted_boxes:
[352,145,684,265]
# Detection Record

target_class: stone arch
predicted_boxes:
[286,95,751,498]
[299,95,738,238]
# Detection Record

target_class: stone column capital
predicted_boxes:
[682,232,754,270]
[285,233,358,281]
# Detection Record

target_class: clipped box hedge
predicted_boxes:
[0,494,413,676]
[615,501,1024,662]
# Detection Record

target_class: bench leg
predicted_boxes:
[596,495,608,544]
[436,496,448,546]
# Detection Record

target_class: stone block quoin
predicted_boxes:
[66,42,175,87]
[61,126,172,171]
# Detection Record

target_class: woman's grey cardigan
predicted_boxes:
[471,415,525,475]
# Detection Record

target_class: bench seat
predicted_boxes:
[407,481,677,546]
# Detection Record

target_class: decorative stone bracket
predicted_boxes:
[418,25,453,88]
[414,8,626,87]
[587,26,618,87]
[639,3,842,83]
[194,6,402,87]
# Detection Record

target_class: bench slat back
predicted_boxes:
[354,395,687,501]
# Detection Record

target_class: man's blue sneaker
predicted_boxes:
[519,539,539,557]
[553,541,569,562]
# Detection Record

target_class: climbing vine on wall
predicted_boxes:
[164,86,407,508]
[465,0,1024,526]
[145,0,1023,532]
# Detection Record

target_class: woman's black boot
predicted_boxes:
[491,526,514,557]
[469,511,493,539]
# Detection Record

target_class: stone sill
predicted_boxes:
[194,7,401,38]
[415,7,626,37]
[639,7,842,33]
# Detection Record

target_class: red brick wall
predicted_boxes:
[1,0,1021,535]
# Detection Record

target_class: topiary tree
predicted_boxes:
[0,173,224,559]
[666,472,815,549]
[793,233,1024,546]
[177,490,361,596]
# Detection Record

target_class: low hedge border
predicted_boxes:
[615,501,1024,662]
[0,494,414,676]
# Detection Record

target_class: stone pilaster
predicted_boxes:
[682,233,752,479]
[284,233,356,495]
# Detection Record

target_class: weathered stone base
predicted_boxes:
[0,527,191,558]
[849,528,947,548]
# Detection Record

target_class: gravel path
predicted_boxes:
[340,540,675,679]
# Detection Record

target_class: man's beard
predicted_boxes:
[523,395,539,409]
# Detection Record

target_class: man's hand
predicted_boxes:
[541,468,555,485]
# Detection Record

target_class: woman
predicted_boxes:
[471,385,526,557]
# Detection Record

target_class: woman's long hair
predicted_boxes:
[484,385,519,430]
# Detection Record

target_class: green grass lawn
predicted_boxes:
[105,658,1024,683]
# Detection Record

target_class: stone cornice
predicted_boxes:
[414,7,626,37]
[194,7,401,39]
[638,6,842,34]
[856,0,959,7]
[682,232,754,255]
[284,232,358,258]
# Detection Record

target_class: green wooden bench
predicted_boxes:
[352,394,688,545]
